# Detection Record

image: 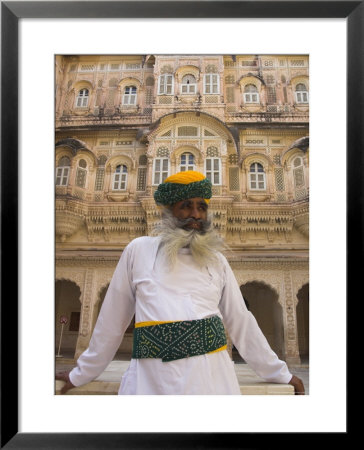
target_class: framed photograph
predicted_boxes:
[2,1,358,447]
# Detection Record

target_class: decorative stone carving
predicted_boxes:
[294,212,309,237]
[55,209,85,242]
[55,269,85,292]
[55,54,309,365]
[246,193,272,202]
[106,192,130,202]
[291,272,309,304]
[227,207,295,243]
[283,271,301,363]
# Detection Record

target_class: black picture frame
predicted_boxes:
[1,1,358,448]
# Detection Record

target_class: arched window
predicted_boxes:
[158,74,174,95]
[180,152,195,172]
[123,86,137,105]
[205,157,221,185]
[244,84,259,103]
[204,73,219,94]
[75,159,87,188]
[249,163,266,190]
[293,157,305,189]
[113,165,128,190]
[181,74,196,94]
[76,88,89,107]
[295,83,309,103]
[55,156,71,186]
[153,158,169,185]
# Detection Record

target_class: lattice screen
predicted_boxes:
[273,155,281,164]
[205,65,218,73]
[225,75,235,84]
[206,146,219,157]
[156,147,170,157]
[295,188,307,200]
[241,60,257,67]
[267,87,277,104]
[94,168,105,191]
[274,168,285,192]
[294,167,305,188]
[290,59,305,66]
[205,96,219,103]
[177,126,198,136]
[139,154,147,165]
[145,88,153,105]
[136,167,147,191]
[80,64,95,72]
[226,87,235,103]
[229,167,240,191]
[204,130,214,137]
[276,193,286,202]
[159,96,172,104]
[228,154,239,165]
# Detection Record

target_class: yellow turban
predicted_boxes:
[154,171,212,206]
[163,171,206,185]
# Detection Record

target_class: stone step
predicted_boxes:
[55,379,294,395]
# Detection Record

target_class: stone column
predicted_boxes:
[86,163,96,202]
[74,268,97,359]
[303,154,309,196]
[267,166,274,199]
[146,156,154,195]
[170,153,177,175]
[241,166,248,200]
[283,271,301,365]
[221,155,228,195]
[285,163,294,201]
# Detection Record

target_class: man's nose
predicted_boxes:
[189,206,202,219]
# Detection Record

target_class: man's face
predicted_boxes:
[171,197,208,231]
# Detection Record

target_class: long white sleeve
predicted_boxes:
[218,255,292,384]
[69,243,136,387]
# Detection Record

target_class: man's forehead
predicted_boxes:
[177,197,208,205]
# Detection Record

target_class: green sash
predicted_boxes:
[132,315,227,362]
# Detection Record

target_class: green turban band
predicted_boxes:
[154,176,212,206]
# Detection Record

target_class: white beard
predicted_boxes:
[152,208,226,268]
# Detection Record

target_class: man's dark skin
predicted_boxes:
[55,371,75,394]
[56,197,305,395]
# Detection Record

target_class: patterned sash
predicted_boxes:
[132,315,227,362]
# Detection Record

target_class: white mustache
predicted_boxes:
[175,217,209,233]
[152,208,225,268]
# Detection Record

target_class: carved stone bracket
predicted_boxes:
[55,209,85,242]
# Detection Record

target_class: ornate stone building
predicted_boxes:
[55,54,309,366]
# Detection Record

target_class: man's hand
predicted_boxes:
[288,375,305,395]
[55,370,75,395]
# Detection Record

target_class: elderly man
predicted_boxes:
[56,171,304,395]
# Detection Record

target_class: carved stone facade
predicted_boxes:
[55,54,309,366]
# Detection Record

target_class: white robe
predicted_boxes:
[69,236,292,394]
